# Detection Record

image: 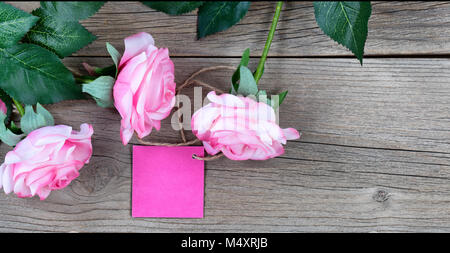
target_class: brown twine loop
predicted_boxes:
[138,65,236,161]
[192,152,224,161]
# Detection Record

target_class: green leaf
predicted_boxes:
[0,112,24,146]
[237,66,258,96]
[0,43,84,105]
[197,2,250,39]
[142,1,204,15]
[256,90,267,97]
[0,2,39,48]
[82,76,115,108]
[230,83,237,95]
[255,90,272,107]
[36,103,55,126]
[25,8,96,58]
[231,48,250,92]
[82,62,116,77]
[20,103,54,134]
[40,1,105,21]
[9,121,22,134]
[313,1,371,64]
[277,90,288,106]
[256,89,269,104]
[106,42,121,77]
[255,90,288,109]
[271,90,288,110]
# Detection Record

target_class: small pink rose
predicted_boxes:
[113,32,176,145]
[0,124,94,200]
[191,91,300,160]
[0,98,7,115]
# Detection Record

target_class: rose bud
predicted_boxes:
[113,32,176,145]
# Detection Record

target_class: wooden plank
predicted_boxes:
[63,56,450,153]
[0,136,449,232]
[0,57,449,232]
[7,1,450,57]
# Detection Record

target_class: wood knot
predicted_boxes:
[372,189,390,203]
[75,157,120,194]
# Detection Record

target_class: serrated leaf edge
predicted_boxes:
[314,1,371,65]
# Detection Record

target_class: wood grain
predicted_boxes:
[65,57,450,154]
[7,1,450,57]
[1,57,449,232]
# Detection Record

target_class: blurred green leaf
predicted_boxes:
[0,2,39,48]
[198,2,250,39]
[0,89,13,124]
[237,66,258,96]
[25,7,96,58]
[0,44,83,105]
[314,1,371,64]
[271,90,288,110]
[82,76,115,108]
[40,1,105,21]
[20,103,54,134]
[142,1,203,15]
[277,90,288,106]
[106,42,121,77]
[0,112,24,146]
[231,48,250,93]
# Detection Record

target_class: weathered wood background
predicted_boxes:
[1,1,450,232]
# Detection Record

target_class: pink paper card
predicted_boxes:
[132,145,205,218]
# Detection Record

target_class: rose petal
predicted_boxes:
[0,163,5,189]
[203,141,220,155]
[2,165,14,194]
[207,91,246,108]
[37,187,51,200]
[119,32,155,68]
[283,128,300,140]
[13,175,31,197]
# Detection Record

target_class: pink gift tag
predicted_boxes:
[132,145,205,218]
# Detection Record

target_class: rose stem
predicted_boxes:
[253,1,283,84]
[12,98,24,116]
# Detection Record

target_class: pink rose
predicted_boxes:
[0,98,7,115]
[113,32,176,145]
[0,124,94,200]
[191,91,300,160]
